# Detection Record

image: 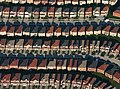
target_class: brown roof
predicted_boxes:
[55,27,61,33]
[43,40,51,46]
[30,74,40,81]
[116,45,120,51]
[72,74,79,82]
[98,63,109,71]
[69,40,74,47]
[56,73,61,81]
[38,59,46,67]
[72,59,77,67]
[47,26,54,33]
[113,71,120,79]
[7,27,15,33]
[87,25,93,31]
[113,10,120,14]
[71,27,77,32]
[3,7,10,12]
[111,26,119,33]
[0,39,6,45]
[2,74,11,82]
[86,7,92,12]
[83,77,91,85]
[102,6,109,11]
[11,73,21,81]
[57,60,63,67]
[78,26,85,32]
[10,59,19,67]
[16,25,23,33]
[0,26,7,32]
[51,40,60,47]
[98,82,107,88]
[24,39,33,46]
[89,77,96,85]
[18,7,25,12]
[48,7,55,12]
[68,59,73,67]
[28,58,38,68]
[85,40,89,46]
[103,25,111,32]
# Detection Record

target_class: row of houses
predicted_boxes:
[0,0,117,5]
[0,72,116,89]
[0,58,120,84]
[0,5,109,18]
[113,6,120,18]
[0,23,119,37]
[0,39,119,55]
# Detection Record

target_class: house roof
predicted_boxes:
[66,74,72,81]
[33,39,42,46]
[78,26,85,32]
[63,8,69,12]
[11,6,17,12]
[0,6,3,11]
[24,39,33,46]
[67,59,73,67]
[72,59,77,67]
[113,10,120,14]
[40,73,49,81]
[103,25,111,32]
[11,73,21,81]
[83,77,91,85]
[97,82,107,89]
[6,39,15,46]
[0,26,7,32]
[47,26,54,33]
[55,27,61,32]
[7,26,15,33]
[47,59,56,67]
[19,59,28,67]
[56,73,61,81]
[21,74,30,80]
[63,26,70,32]
[111,43,119,50]
[102,6,109,11]
[31,26,38,33]
[111,26,119,33]
[28,58,38,68]
[15,25,23,33]
[61,40,69,46]
[30,74,40,81]
[62,60,67,67]
[55,7,62,12]
[71,27,77,32]
[86,7,92,12]
[33,7,39,12]
[43,40,51,46]
[24,27,30,32]
[113,70,120,79]
[10,58,19,67]
[1,58,9,66]
[3,7,10,12]
[97,61,109,71]
[15,39,24,46]
[87,25,93,31]
[57,0,64,2]
[39,26,46,33]
[105,65,118,75]
[51,40,60,47]
[79,60,87,68]
[48,7,55,12]
[89,77,96,85]
[38,59,46,67]
[87,60,98,68]
[57,59,63,67]
[41,6,47,12]
[71,6,77,12]
[2,74,11,81]
[18,6,25,12]
[72,74,79,82]
[26,7,32,13]
[0,39,6,45]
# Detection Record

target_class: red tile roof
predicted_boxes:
[98,63,109,71]
[3,7,10,12]
[71,27,77,32]
[28,58,38,68]
[47,26,54,33]
[103,25,111,32]
[18,7,25,12]
[72,60,77,67]
[11,73,21,81]
[16,25,23,33]
[8,27,15,33]
[51,40,60,47]
[48,7,55,12]
[87,25,93,31]
[113,71,120,79]
[68,59,73,67]
[24,39,33,46]
[0,26,7,32]
[86,7,92,12]
[2,74,11,82]
[55,27,61,32]
[10,59,19,67]
[78,26,85,32]
[30,74,40,81]
[0,39,6,45]
[38,59,46,67]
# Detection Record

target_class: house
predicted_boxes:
[100,41,107,52]
[0,58,9,69]
[85,7,92,18]
[62,26,70,36]
[86,25,93,35]
[51,40,60,49]
[97,82,107,89]
[72,0,78,5]
[105,65,118,79]
[38,26,46,37]
[56,59,63,70]
[48,7,55,18]
[67,59,72,71]
[26,0,33,4]
[78,26,85,36]
[49,74,56,86]
[55,7,62,18]
[78,7,85,18]
[47,59,56,69]
[15,39,24,50]
[41,0,48,5]
[87,0,93,4]
[66,74,72,85]
[9,58,19,69]
[19,0,26,4]
[110,26,119,37]
[46,26,54,37]
[79,0,86,5]
[30,26,38,36]
[33,39,42,49]
[102,25,111,35]
[70,27,77,36]
[61,74,67,86]
[110,43,119,54]
[32,7,39,19]
[37,59,47,70]
[0,6,3,17]
[23,27,30,36]
[15,25,23,36]
[94,26,102,35]
[40,73,49,85]
[78,60,87,71]
[60,40,69,49]
[42,40,51,50]
[6,39,15,50]
[11,73,21,85]
[87,60,98,72]
[7,26,15,36]
[0,39,6,49]
[1,74,11,85]
[40,6,47,18]
[17,6,25,18]
[93,7,100,17]
[88,77,96,88]
[24,39,33,50]
[24,7,32,19]
[10,6,17,18]
[54,27,61,36]
[65,0,71,4]
[49,0,56,5]
[12,0,19,3]
[94,0,100,3]
[70,6,77,18]
[113,70,120,83]
[34,0,41,5]
[62,59,67,70]
[19,59,28,70]
[113,9,120,18]
[30,73,40,85]
[2,7,10,18]
[102,0,109,4]
[57,0,64,5]
[82,77,91,86]
[0,25,7,35]
[72,74,79,86]
[55,73,61,85]
[72,59,77,70]
[28,58,38,70]
[109,0,118,5]
[62,7,70,18]
[101,6,109,17]
[20,74,30,85]
[97,61,109,74]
